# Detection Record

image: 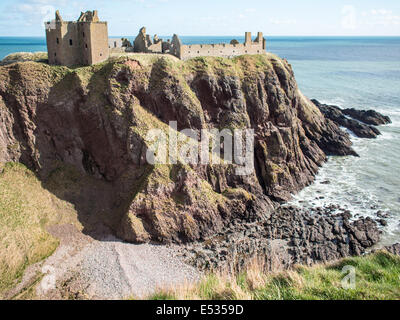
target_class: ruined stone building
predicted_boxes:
[45,10,267,66]
[109,38,123,50]
[108,38,133,52]
[45,10,109,66]
[131,28,267,60]
[176,32,266,60]
[133,27,164,53]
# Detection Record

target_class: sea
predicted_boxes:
[1,36,399,246]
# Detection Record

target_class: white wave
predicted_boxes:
[289,153,400,246]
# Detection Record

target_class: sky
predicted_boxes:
[0,0,399,37]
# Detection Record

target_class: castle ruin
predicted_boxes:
[45,10,266,66]
[45,10,109,66]
[129,27,266,60]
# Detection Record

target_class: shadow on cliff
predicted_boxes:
[40,162,152,241]
[28,63,154,242]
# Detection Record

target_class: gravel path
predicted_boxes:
[35,225,200,300]
[79,237,199,299]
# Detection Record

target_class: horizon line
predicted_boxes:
[1,35,400,38]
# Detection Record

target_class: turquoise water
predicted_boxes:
[0,37,47,59]
[1,36,400,245]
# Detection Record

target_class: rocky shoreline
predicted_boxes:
[177,204,387,273]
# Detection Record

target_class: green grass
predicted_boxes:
[0,52,48,66]
[0,162,80,298]
[147,252,400,300]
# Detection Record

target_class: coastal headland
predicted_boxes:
[0,52,397,299]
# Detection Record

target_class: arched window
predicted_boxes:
[69,39,73,46]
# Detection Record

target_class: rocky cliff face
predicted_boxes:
[0,54,358,244]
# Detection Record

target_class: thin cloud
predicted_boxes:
[270,18,297,25]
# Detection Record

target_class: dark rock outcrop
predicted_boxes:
[311,99,391,139]
[312,100,380,139]
[180,205,382,272]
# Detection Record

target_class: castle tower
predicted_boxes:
[45,10,109,66]
[245,32,252,45]
[255,32,266,50]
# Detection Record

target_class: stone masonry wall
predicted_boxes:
[86,22,109,65]
[109,38,123,49]
[180,41,266,60]
[46,22,81,66]
[179,32,266,60]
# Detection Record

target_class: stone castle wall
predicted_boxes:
[179,40,266,60]
[109,38,123,49]
[46,22,81,66]
[85,22,109,65]
[131,29,266,60]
